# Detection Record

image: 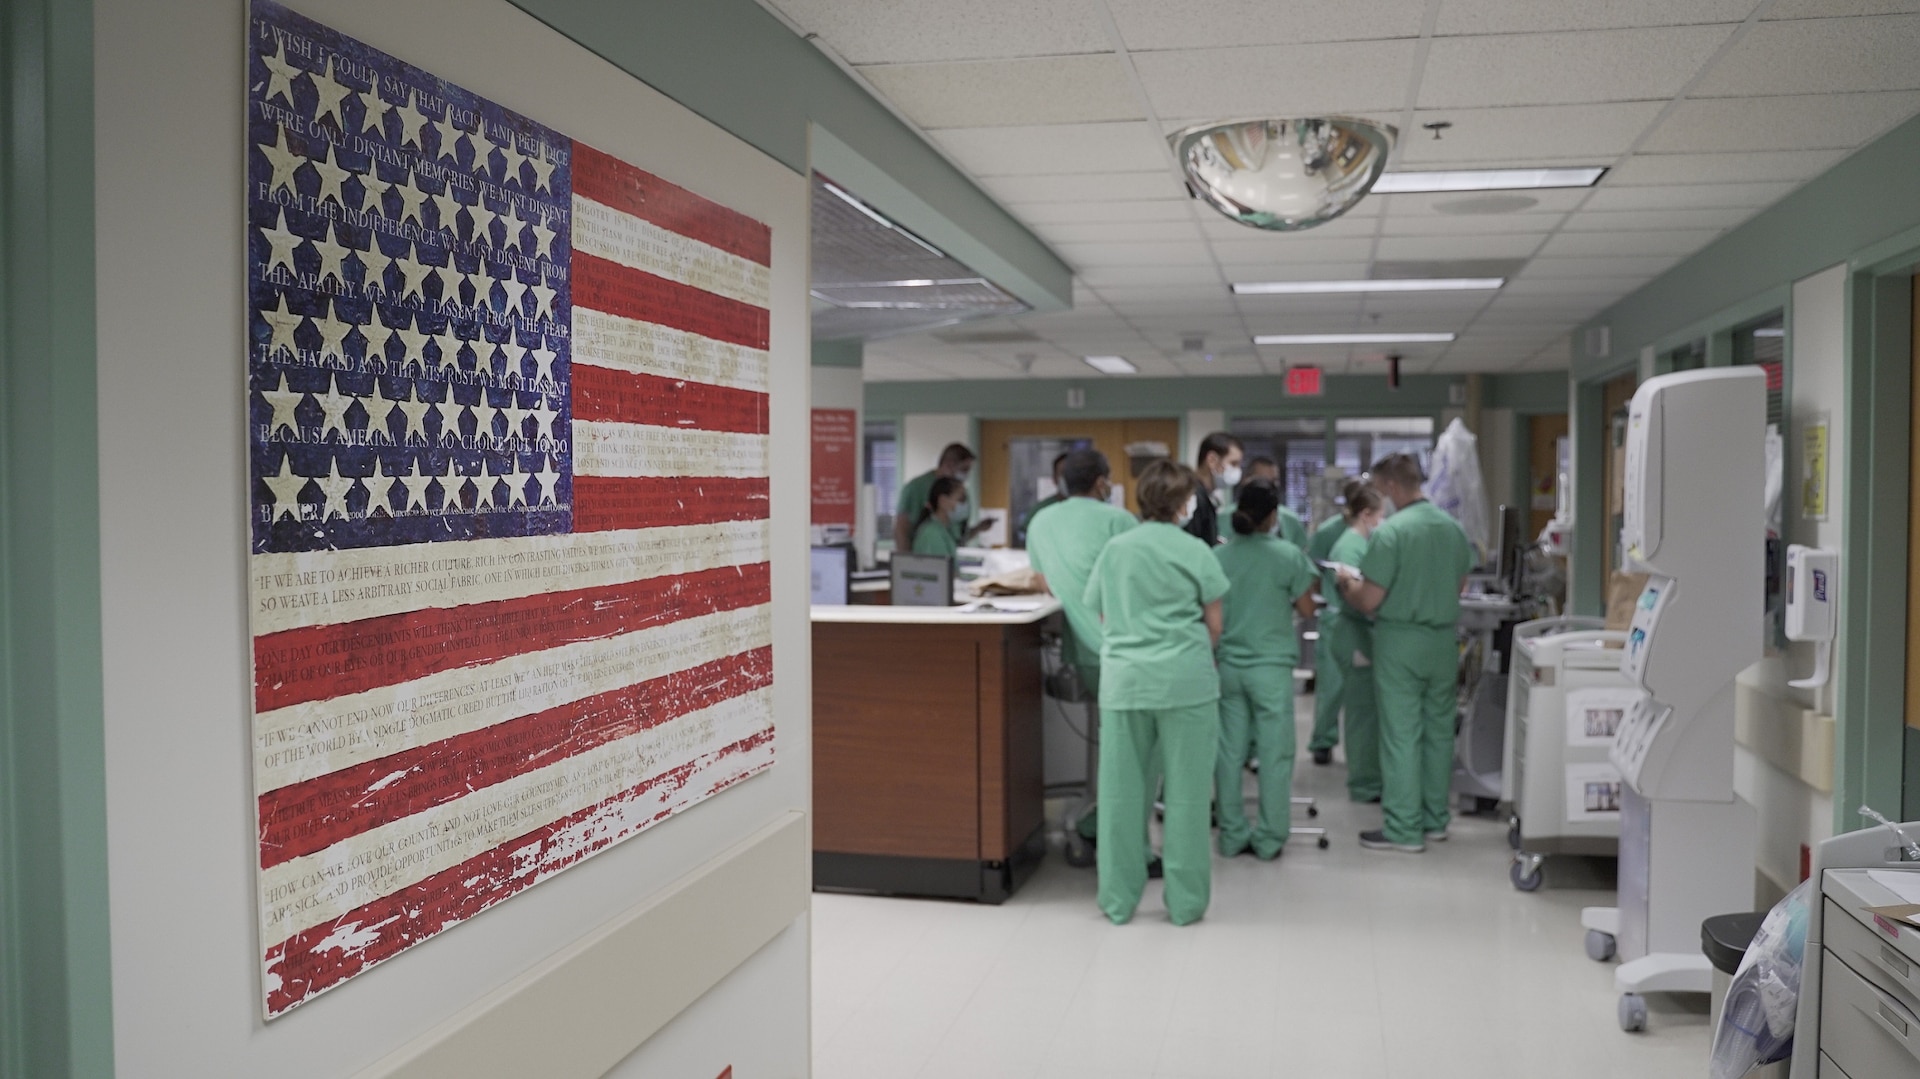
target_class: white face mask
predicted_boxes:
[1176,494,1198,526]
[1218,464,1242,489]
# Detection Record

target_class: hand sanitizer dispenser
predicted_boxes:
[1784,544,1837,690]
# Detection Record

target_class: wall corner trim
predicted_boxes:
[355,811,809,1079]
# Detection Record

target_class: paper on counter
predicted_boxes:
[1868,869,1920,905]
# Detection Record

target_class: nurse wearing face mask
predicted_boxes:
[1321,483,1387,803]
[1184,431,1243,547]
[910,476,967,559]
[1083,460,1229,925]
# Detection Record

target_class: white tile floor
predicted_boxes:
[812,697,1713,1079]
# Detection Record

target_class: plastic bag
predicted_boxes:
[1426,418,1491,557]
[1710,879,1812,1079]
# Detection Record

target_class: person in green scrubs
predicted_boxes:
[1305,478,1367,764]
[909,476,966,559]
[1308,478,1368,765]
[1337,454,1475,853]
[1015,452,1071,548]
[1322,485,1386,803]
[1083,460,1228,925]
[893,443,993,552]
[1212,480,1319,859]
[1232,457,1307,549]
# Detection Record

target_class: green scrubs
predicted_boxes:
[910,516,960,559]
[1026,496,1136,678]
[1325,528,1380,801]
[1084,522,1229,925]
[1307,516,1350,754]
[1358,500,1475,846]
[1275,504,1308,550]
[1016,492,1068,547]
[897,469,967,543]
[1212,533,1317,858]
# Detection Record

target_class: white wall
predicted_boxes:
[1479,407,1515,542]
[901,412,972,508]
[1184,408,1226,467]
[95,1,811,1074]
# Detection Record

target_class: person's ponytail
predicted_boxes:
[1230,479,1281,536]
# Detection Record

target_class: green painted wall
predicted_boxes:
[812,339,863,368]
[1485,371,1571,413]
[1,1,114,1077]
[866,372,1486,419]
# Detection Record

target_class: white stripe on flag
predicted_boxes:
[258,687,774,943]
[571,195,771,308]
[249,521,770,635]
[571,307,769,394]
[253,604,773,792]
[573,421,768,480]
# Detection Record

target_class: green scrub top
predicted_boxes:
[1084,521,1231,710]
[1026,497,1137,670]
[897,469,967,542]
[1275,505,1308,550]
[1016,492,1068,546]
[1358,500,1475,627]
[910,516,960,559]
[1309,514,1349,605]
[1323,527,1371,620]
[1213,532,1317,669]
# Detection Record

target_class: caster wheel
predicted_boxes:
[1507,818,1522,851]
[1585,929,1617,963]
[1307,805,1320,819]
[1509,857,1544,893]
[1618,993,1648,1033]
[1316,836,1330,850]
[1063,832,1094,869]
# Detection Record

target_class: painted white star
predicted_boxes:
[356,241,395,295]
[501,210,526,253]
[466,202,497,248]
[357,88,391,137]
[311,57,354,131]
[430,331,464,376]
[314,457,355,520]
[312,304,359,362]
[468,396,501,445]
[499,396,532,444]
[499,456,527,507]
[527,149,557,193]
[530,218,555,260]
[308,147,352,209]
[311,374,359,443]
[500,277,530,316]
[464,268,493,308]
[433,114,463,161]
[470,463,498,511]
[259,42,304,109]
[529,399,557,442]
[429,189,463,233]
[466,334,498,375]
[530,282,557,321]
[392,322,432,372]
[434,457,464,512]
[390,389,437,445]
[395,254,435,302]
[262,457,311,521]
[258,373,306,440]
[391,460,435,511]
[469,127,501,178]
[310,231,352,287]
[360,173,395,218]
[530,345,558,385]
[256,126,303,195]
[393,175,427,225]
[394,89,430,148]
[258,294,306,359]
[501,137,530,184]
[257,208,303,278]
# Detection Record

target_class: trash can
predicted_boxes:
[1703,912,1788,1078]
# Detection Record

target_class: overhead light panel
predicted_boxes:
[820,179,947,257]
[1372,168,1606,194]
[1083,355,1139,374]
[1254,332,1455,345]
[1233,278,1503,295]
[1752,327,1786,338]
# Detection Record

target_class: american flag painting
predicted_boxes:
[245,1,774,1016]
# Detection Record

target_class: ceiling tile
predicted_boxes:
[1108,0,1429,48]
[1201,262,1374,283]
[1419,25,1735,108]
[1690,15,1920,97]
[1398,102,1667,163]
[1036,220,1201,244]
[1560,207,1752,231]
[1079,264,1240,286]
[1503,274,1651,295]
[1641,91,1920,153]
[1581,180,1798,210]
[1375,234,1545,260]
[1010,199,1197,224]
[1606,149,1846,185]
[1536,228,1725,257]
[1199,213,1382,242]
[1052,239,1216,266]
[1379,213,1565,235]
[1767,0,1920,16]
[1233,295,1367,318]
[1132,40,1418,118]
[984,171,1186,202]
[767,0,1110,63]
[1210,237,1381,265]
[932,122,1166,176]
[1524,254,1684,277]
[1435,0,1760,35]
[1379,188,1594,215]
[862,55,1144,128]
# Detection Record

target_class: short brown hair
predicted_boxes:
[1136,459,1196,522]
[938,443,976,467]
[1344,483,1385,520]
[1370,452,1424,491]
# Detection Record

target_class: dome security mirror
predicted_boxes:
[1170,117,1396,232]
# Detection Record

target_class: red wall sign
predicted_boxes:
[1285,365,1324,396]
[811,408,858,535]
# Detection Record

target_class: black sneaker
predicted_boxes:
[1147,855,1165,879]
[1311,748,1333,766]
[1358,829,1424,853]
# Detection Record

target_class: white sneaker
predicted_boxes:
[1359,829,1425,853]
[1426,828,1450,842]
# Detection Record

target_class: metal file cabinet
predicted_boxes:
[1799,868,1920,1078]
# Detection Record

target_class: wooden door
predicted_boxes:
[1526,413,1569,539]
[977,418,1180,523]
[1599,373,1642,628]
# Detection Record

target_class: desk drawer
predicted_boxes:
[1827,899,1920,1017]
[1821,951,1920,1079]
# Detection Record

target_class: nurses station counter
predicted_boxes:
[810,597,1060,903]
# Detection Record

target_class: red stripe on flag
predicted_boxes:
[571,362,769,434]
[252,563,771,712]
[257,646,774,868]
[571,476,769,534]
[573,251,769,351]
[262,728,773,1015]
[572,142,772,267]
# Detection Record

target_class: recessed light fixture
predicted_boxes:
[1253,332,1455,345]
[1233,278,1504,295]
[1752,327,1786,338]
[821,179,948,257]
[1372,167,1606,194]
[1084,355,1139,374]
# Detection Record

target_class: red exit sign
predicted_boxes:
[1285,366,1323,396]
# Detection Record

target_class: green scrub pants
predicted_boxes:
[1308,619,1343,753]
[1097,702,1216,926]
[1322,613,1381,802]
[1215,664,1296,859]
[1371,622,1459,846]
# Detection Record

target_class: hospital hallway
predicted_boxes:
[812,694,1709,1079]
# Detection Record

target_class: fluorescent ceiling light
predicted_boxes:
[1372,168,1606,194]
[1752,327,1786,338]
[1233,277,1503,295]
[821,180,948,257]
[1084,355,1139,374]
[1254,332,1455,345]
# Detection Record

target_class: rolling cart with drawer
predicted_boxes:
[1789,823,1920,1078]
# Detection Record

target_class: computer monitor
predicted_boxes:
[890,552,954,607]
[1494,504,1525,596]
[810,545,853,606]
